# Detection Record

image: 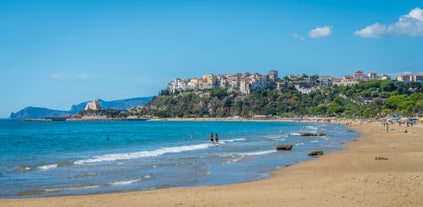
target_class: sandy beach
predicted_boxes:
[2,121,423,207]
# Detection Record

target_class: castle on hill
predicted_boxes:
[84,99,101,110]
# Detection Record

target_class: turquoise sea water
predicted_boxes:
[0,120,359,198]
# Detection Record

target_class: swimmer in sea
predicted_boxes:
[210,132,214,144]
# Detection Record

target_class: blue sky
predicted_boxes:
[1,0,423,117]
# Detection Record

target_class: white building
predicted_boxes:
[397,74,411,83]
[378,74,391,80]
[368,72,377,80]
[397,74,423,83]
[415,74,423,82]
[320,75,333,87]
[168,70,278,94]
[354,70,368,81]
[333,75,358,86]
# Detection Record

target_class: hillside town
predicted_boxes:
[168,70,278,94]
[168,70,423,94]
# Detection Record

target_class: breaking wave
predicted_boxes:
[74,144,210,165]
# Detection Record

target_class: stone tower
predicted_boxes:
[268,70,278,82]
[84,99,101,110]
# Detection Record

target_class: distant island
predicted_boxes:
[9,97,152,120]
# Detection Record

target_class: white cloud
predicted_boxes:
[49,73,90,80]
[308,26,332,38]
[292,33,305,40]
[409,7,423,21]
[355,7,423,38]
[354,23,388,38]
[390,7,423,36]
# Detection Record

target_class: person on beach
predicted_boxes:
[210,132,214,144]
[215,133,219,144]
[386,123,389,133]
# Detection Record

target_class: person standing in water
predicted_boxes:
[215,133,219,144]
[210,132,214,144]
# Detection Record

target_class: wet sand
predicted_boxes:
[2,121,423,207]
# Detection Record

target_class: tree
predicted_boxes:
[384,95,407,110]
[210,88,228,99]
[414,100,423,114]
[380,80,395,92]
[383,94,415,116]
[327,103,344,114]
[310,74,319,82]
[313,105,327,115]
[159,89,171,96]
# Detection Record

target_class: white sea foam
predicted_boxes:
[221,149,274,161]
[75,144,210,165]
[289,132,301,136]
[38,164,58,171]
[263,135,283,139]
[244,150,275,156]
[46,185,101,192]
[295,142,304,146]
[110,174,151,186]
[220,154,246,164]
[310,140,319,143]
[221,138,246,143]
[109,178,143,186]
[306,125,318,130]
[229,150,275,157]
[16,166,32,172]
[224,156,245,164]
[218,138,246,144]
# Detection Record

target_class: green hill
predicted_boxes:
[134,81,423,119]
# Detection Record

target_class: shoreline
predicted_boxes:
[19,115,346,123]
[2,121,423,206]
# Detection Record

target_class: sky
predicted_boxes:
[1,0,423,118]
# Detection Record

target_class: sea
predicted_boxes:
[0,120,359,198]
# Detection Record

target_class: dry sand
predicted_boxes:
[2,121,423,207]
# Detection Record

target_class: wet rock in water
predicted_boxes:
[375,156,389,160]
[319,133,327,136]
[301,132,318,136]
[276,144,293,151]
[308,151,324,156]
